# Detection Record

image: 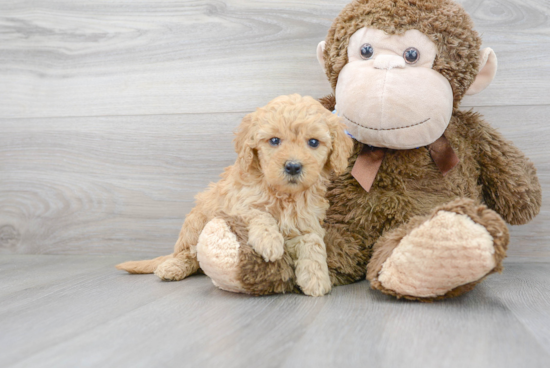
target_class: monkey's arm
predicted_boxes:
[473,118,541,225]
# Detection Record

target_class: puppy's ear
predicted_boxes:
[234,113,258,171]
[325,116,353,175]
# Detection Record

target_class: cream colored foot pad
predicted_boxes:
[197,218,247,293]
[378,211,496,298]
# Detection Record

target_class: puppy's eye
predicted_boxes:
[360,43,374,60]
[269,137,281,147]
[308,139,320,148]
[403,47,420,64]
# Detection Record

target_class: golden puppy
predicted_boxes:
[116,94,352,296]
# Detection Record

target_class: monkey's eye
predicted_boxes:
[269,137,281,147]
[360,43,374,60]
[308,139,320,148]
[403,47,420,64]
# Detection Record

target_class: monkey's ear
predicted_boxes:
[466,48,498,95]
[317,41,326,73]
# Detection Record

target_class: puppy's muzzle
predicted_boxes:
[284,161,302,176]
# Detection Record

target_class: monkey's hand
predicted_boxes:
[474,117,541,225]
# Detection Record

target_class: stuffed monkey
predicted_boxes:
[312,0,541,300]
[123,0,542,301]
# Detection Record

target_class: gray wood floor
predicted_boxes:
[1,1,550,367]
[0,255,549,368]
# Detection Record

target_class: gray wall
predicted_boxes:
[0,0,548,259]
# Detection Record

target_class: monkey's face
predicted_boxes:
[329,28,454,149]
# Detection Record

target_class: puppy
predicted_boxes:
[116,94,352,296]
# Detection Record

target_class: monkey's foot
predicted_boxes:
[197,216,296,296]
[196,218,248,293]
[367,198,509,301]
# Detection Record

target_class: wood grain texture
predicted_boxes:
[0,0,548,119]
[0,0,549,259]
[0,113,240,255]
[0,255,549,368]
[1,106,549,258]
[1,2,549,367]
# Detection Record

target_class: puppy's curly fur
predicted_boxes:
[116,94,353,296]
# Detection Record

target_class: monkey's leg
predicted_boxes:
[197,215,296,295]
[154,209,208,281]
[366,198,509,301]
[324,222,371,287]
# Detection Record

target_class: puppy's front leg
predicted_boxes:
[246,210,285,262]
[287,234,331,297]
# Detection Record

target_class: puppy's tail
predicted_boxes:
[115,255,172,274]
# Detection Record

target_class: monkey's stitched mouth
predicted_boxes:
[343,114,431,131]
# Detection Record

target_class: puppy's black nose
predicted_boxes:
[284,161,302,176]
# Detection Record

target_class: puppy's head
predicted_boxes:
[234,94,353,194]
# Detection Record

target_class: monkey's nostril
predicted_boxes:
[284,161,302,176]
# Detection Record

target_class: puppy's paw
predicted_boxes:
[154,258,188,281]
[296,260,332,297]
[248,226,285,262]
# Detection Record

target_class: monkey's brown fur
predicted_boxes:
[226,108,539,300]
[198,0,541,301]
[321,0,540,300]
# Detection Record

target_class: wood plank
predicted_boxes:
[1,256,549,368]
[0,0,548,120]
[460,0,550,107]
[280,263,550,368]
[0,113,240,256]
[0,255,329,368]
[0,255,193,367]
[1,105,549,258]
[485,262,550,357]
[0,255,129,299]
